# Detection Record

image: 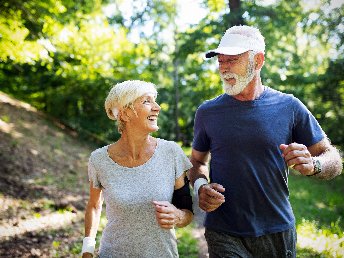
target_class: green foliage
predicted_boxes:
[176,225,199,258]
[0,0,343,149]
[289,173,344,257]
[289,172,344,230]
[312,59,344,146]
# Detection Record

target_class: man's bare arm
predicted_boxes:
[188,149,225,212]
[188,149,210,186]
[308,138,342,179]
[280,138,342,180]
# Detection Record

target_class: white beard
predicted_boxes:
[220,54,256,96]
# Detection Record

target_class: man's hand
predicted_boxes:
[280,143,314,176]
[198,183,225,212]
[152,201,182,229]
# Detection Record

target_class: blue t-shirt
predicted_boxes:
[192,87,325,237]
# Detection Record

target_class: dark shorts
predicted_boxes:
[205,227,296,258]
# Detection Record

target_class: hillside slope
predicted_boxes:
[0,91,95,257]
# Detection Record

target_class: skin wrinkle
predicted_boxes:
[104,80,157,133]
[189,25,342,258]
[220,51,256,96]
[84,80,193,257]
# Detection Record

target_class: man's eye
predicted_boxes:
[219,59,239,64]
[143,100,150,104]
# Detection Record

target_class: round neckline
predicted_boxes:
[226,86,269,104]
[105,138,160,169]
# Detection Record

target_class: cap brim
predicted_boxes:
[205,47,249,58]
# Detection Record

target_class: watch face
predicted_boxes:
[308,158,322,177]
[314,159,321,174]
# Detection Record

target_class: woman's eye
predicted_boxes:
[143,100,150,104]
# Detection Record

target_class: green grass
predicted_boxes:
[180,144,192,156]
[1,115,10,122]
[289,172,344,257]
[176,224,199,258]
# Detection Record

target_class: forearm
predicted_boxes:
[188,162,209,186]
[84,203,102,238]
[312,146,342,180]
[175,209,193,228]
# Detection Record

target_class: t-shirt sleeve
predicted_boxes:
[292,97,326,146]
[173,143,193,180]
[88,157,101,189]
[192,107,210,152]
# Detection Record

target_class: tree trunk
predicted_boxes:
[173,29,181,142]
[228,0,245,26]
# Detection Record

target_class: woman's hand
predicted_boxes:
[152,201,182,229]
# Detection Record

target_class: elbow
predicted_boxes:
[321,146,343,180]
[318,155,343,180]
[190,156,208,167]
[335,159,343,177]
[87,200,103,211]
[331,149,343,178]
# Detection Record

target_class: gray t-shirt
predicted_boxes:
[88,138,193,258]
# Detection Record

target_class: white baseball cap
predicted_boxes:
[205,26,265,58]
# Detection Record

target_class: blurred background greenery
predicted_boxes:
[0,0,343,257]
[0,0,343,149]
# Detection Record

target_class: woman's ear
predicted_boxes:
[255,52,265,70]
[118,109,130,122]
[120,106,137,122]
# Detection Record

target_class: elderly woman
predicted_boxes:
[82,80,193,258]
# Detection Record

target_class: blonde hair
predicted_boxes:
[104,80,158,132]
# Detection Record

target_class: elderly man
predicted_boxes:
[188,25,342,258]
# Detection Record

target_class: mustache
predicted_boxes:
[220,72,238,80]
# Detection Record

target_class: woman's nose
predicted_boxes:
[153,102,161,111]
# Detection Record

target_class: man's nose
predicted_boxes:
[219,63,232,74]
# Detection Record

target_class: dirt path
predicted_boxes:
[0,92,91,257]
[0,91,210,257]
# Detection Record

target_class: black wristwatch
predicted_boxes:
[308,158,322,176]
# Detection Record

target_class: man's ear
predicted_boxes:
[255,52,265,70]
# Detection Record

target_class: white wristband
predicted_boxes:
[82,237,96,255]
[194,178,208,197]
